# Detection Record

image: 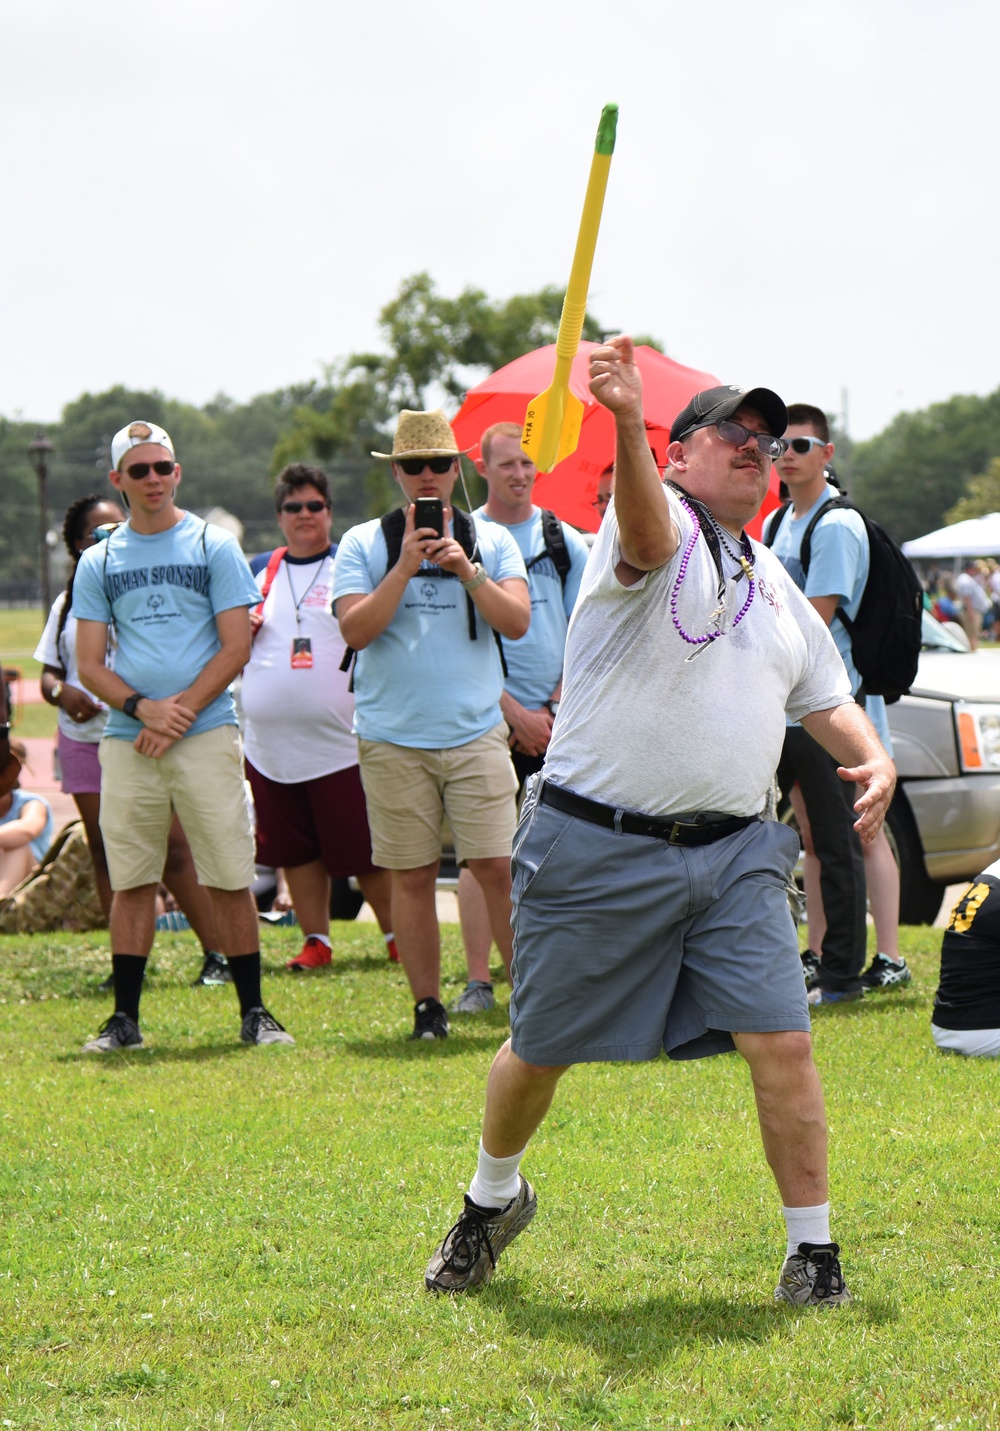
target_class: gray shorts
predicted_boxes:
[509,781,809,1065]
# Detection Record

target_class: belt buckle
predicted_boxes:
[668,820,693,845]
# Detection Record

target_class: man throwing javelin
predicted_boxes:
[424,337,895,1306]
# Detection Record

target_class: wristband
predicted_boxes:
[122,693,146,719]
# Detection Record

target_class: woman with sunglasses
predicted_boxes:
[34,493,227,985]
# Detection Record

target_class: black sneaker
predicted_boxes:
[240,1007,295,1045]
[410,997,449,1041]
[800,949,821,989]
[82,1012,143,1053]
[860,953,912,991]
[193,951,232,986]
[425,1176,537,1293]
[775,1241,852,1306]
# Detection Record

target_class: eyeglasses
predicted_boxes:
[591,495,611,509]
[783,436,828,455]
[280,500,329,514]
[397,457,455,476]
[123,460,176,479]
[679,420,786,459]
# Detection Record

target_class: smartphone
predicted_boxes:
[413,497,444,539]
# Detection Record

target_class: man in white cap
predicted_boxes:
[72,420,294,1052]
[333,409,530,1042]
[424,339,895,1306]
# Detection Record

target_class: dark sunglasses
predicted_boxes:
[123,460,176,479]
[397,457,455,476]
[679,419,786,459]
[784,436,828,455]
[281,500,329,514]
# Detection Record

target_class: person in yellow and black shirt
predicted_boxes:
[932,863,1000,1057]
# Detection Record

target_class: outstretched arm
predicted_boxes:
[588,335,678,578]
[800,702,896,842]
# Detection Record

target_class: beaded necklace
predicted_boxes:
[666,484,756,659]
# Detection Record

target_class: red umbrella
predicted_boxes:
[452,341,782,538]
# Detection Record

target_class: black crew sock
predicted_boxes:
[227,952,263,1017]
[112,954,148,1023]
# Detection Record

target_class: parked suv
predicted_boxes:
[885,611,1000,923]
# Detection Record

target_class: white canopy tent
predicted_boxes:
[902,512,1000,560]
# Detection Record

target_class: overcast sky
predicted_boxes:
[4,0,997,441]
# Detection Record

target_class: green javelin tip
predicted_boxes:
[595,103,619,156]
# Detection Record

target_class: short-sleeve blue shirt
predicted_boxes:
[332,512,527,749]
[472,506,589,708]
[72,512,260,741]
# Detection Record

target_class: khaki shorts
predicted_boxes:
[358,723,518,869]
[99,725,256,891]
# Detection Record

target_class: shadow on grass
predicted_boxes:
[344,1018,511,1060]
[58,1041,253,1066]
[490,1279,899,1371]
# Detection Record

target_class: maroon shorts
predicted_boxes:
[245,760,379,877]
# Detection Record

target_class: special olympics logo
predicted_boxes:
[147,594,165,611]
[420,582,436,600]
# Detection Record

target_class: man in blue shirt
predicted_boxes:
[334,409,530,1042]
[453,422,591,1014]
[74,420,293,1052]
[770,404,908,1001]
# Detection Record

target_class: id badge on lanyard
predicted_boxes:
[291,637,313,669]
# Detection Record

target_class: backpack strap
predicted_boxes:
[254,546,287,615]
[524,509,571,590]
[761,502,791,547]
[799,498,844,578]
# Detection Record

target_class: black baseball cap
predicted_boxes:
[670,385,787,443]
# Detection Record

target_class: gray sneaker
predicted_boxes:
[425,1175,537,1293]
[240,1007,295,1046]
[449,980,495,1014]
[82,1012,143,1054]
[775,1242,852,1306]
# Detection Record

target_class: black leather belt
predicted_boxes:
[539,781,759,847]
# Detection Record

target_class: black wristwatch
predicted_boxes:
[122,693,146,719]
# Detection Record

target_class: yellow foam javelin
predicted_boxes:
[521,103,619,473]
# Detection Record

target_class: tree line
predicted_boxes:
[2,272,999,591]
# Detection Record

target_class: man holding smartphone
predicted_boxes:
[334,409,530,1042]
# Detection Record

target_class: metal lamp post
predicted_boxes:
[28,432,54,614]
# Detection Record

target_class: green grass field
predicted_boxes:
[0,923,996,1430]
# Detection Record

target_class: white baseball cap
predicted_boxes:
[111,420,175,471]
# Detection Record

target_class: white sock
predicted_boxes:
[305,932,331,947]
[468,1141,525,1210]
[383,931,395,945]
[782,1202,831,1256]
[879,951,905,965]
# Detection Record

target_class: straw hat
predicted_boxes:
[371,409,466,461]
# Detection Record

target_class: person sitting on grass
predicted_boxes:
[0,742,54,898]
[932,861,1000,1058]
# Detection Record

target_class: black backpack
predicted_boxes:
[524,509,572,590]
[764,497,923,703]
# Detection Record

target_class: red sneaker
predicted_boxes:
[287,937,332,972]
[386,936,400,963]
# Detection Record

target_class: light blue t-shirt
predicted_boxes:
[72,512,260,741]
[472,507,590,708]
[2,788,54,863]
[332,513,527,749]
[769,483,892,751]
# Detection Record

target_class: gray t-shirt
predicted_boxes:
[543,485,852,818]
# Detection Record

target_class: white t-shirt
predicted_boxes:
[956,571,992,615]
[241,547,358,783]
[34,591,109,744]
[543,486,853,818]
